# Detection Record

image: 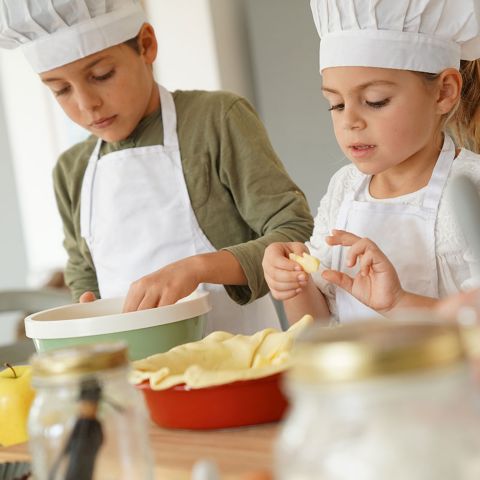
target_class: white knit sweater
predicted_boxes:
[307,148,480,318]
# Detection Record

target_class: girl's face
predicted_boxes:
[321,67,441,176]
[39,29,158,143]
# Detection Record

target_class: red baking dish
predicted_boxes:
[136,372,288,429]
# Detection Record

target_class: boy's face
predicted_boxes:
[321,67,441,176]
[39,40,158,142]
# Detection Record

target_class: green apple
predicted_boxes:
[289,252,320,273]
[0,364,35,446]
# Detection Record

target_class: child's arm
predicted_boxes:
[211,96,314,305]
[122,250,246,312]
[262,242,331,324]
[283,279,331,325]
[433,288,480,319]
[324,230,438,313]
[122,245,328,316]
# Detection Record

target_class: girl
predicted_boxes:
[263,0,480,324]
[0,0,313,334]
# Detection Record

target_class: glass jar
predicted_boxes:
[28,342,154,480]
[275,319,480,480]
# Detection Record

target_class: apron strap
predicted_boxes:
[80,138,102,240]
[159,85,179,149]
[332,175,368,270]
[81,85,179,240]
[423,135,456,211]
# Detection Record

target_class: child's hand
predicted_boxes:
[262,242,311,301]
[323,230,405,313]
[79,291,97,303]
[123,257,201,312]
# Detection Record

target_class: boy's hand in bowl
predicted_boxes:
[79,291,97,303]
[123,257,201,312]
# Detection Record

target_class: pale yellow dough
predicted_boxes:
[288,252,320,273]
[130,315,314,390]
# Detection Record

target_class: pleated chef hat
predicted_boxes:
[0,0,146,73]
[310,0,480,74]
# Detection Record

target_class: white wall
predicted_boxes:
[143,0,254,101]
[209,0,255,103]
[0,69,27,290]
[245,0,345,211]
[143,0,220,91]
[0,50,78,287]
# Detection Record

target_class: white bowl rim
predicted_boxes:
[24,290,211,339]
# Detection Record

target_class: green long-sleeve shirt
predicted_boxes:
[53,89,313,303]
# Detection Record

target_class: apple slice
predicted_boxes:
[288,252,320,273]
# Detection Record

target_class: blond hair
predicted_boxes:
[448,60,480,153]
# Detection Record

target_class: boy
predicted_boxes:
[0,0,313,334]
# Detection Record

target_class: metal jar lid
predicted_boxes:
[31,342,129,378]
[289,319,466,384]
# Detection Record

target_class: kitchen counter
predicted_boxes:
[0,421,278,479]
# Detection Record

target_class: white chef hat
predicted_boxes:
[0,0,146,73]
[310,0,480,74]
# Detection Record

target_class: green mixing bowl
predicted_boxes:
[24,291,211,360]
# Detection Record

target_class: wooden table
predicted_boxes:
[0,421,278,479]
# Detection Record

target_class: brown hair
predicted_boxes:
[124,34,141,54]
[419,60,480,153]
[449,60,480,153]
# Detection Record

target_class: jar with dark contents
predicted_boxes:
[28,342,154,480]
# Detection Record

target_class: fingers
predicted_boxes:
[137,291,161,311]
[263,242,313,300]
[123,283,144,312]
[266,277,306,292]
[264,265,308,299]
[265,280,304,300]
[265,287,302,301]
[124,282,177,312]
[267,267,307,284]
[264,269,307,296]
[325,229,361,247]
[124,289,182,312]
[157,289,185,307]
[291,242,310,256]
[263,242,307,273]
[358,249,375,277]
[326,230,384,270]
[123,272,193,312]
[79,291,96,303]
[326,230,364,268]
[322,269,354,294]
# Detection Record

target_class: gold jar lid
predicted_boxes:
[31,342,129,378]
[289,319,465,384]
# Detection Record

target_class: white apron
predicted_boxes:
[332,135,456,323]
[80,85,280,335]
